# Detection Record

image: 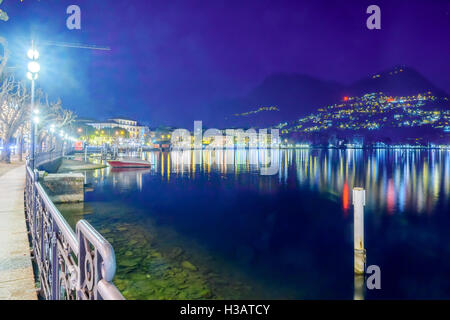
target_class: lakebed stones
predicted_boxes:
[181,260,198,271]
[59,205,255,300]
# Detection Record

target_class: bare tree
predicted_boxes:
[0,0,8,22]
[0,76,30,162]
[0,37,76,162]
[35,93,76,152]
[0,37,9,77]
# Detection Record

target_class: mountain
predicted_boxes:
[215,74,343,128]
[211,66,449,128]
[347,66,449,98]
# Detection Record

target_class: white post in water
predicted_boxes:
[353,187,366,275]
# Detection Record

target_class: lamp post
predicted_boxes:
[27,42,40,170]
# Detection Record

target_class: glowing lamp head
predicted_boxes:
[28,61,40,74]
[27,49,39,60]
[33,116,40,124]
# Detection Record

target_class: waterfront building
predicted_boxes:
[86,118,150,142]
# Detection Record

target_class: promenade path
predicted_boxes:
[0,163,37,300]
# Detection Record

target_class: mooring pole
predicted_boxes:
[353,187,366,300]
[353,187,366,275]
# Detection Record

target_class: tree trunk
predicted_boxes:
[1,137,11,163]
[18,132,23,162]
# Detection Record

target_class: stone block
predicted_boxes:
[41,173,85,203]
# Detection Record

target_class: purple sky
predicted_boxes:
[2,0,450,126]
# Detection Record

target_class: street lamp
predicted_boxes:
[27,42,40,170]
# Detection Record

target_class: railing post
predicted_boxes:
[51,232,59,299]
[32,171,39,250]
[353,187,366,275]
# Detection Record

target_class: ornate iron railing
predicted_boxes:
[25,165,124,300]
[34,147,75,169]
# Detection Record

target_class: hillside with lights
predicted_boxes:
[277,91,449,145]
[217,66,450,145]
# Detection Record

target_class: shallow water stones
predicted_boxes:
[118,256,141,268]
[82,218,254,300]
[169,247,184,258]
[181,261,198,271]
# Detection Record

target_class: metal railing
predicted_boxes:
[34,147,75,169]
[24,165,125,300]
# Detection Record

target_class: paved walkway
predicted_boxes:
[0,164,37,300]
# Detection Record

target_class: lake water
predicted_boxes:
[58,148,450,299]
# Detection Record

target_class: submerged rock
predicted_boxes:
[169,247,184,258]
[118,257,141,268]
[181,261,197,271]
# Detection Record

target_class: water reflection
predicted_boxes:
[130,149,450,216]
[65,148,450,299]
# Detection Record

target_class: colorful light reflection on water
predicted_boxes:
[132,148,450,216]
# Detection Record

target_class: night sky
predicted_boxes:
[1,0,449,127]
